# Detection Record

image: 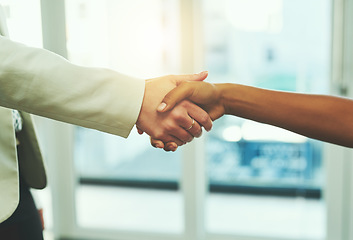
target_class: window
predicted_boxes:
[203,0,330,238]
[66,0,184,232]
[0,0,43,46]
[36,1,353,240]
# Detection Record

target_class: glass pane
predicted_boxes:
[203,0,330,239]
[65,0,183,233]
[0,0,43,47]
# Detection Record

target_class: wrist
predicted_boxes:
[215,83,234,115]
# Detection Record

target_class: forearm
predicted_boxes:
[0,36,145,137]
[217,83,353,148]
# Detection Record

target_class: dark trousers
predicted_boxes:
[0,177,44,240]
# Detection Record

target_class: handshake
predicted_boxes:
[135,71,353,149]
[135,71,223,152]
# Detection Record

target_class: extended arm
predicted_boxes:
[0,36,144,137]
[157,81,353,148]
[0,36,212,142]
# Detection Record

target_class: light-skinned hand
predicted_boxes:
[136,72,213,148]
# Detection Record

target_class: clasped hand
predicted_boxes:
[135,72,213,151]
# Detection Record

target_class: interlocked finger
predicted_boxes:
[183,117,202,138]
[185,119,195,130]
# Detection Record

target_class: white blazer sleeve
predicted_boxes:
[0,36,145,137]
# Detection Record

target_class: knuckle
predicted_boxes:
[164,123,175,132]
[178,100,189,108]
[154,131,164,140]
[170,110,184,121]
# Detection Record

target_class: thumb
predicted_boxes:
[157,82,194,112]
[174,71,208,85]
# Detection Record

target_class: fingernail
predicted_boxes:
[170,143,178,151]
[157,102,167,111]
[156,143,163,148]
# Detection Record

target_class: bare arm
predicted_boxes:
[219,83,353,148]
[158,81,353,148]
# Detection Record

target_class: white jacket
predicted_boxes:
[0,5,145,223]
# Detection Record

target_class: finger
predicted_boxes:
[173,71,208,85]
[157,82,195,112]
[169,105,202,137]
[169,126,194,143]
[161,134,184,146]
[182,117,202,138]
[188,121,202,138]
[137,127,144,135]
[187,106,213,132]
[164,142,178,152]
[150,138,165,149]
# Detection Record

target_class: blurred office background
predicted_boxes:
[1,0,353,239]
